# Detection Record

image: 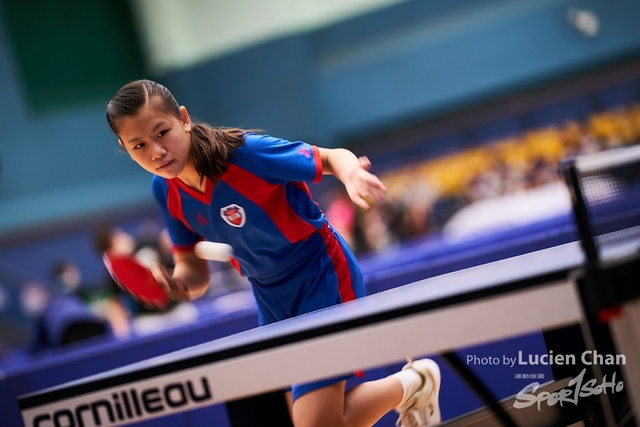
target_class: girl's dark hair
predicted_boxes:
[106,79,255,183]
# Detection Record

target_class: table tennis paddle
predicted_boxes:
[102,253,170,310]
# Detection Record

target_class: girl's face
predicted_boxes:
[117,103,192,179]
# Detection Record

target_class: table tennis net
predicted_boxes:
[564,145,640,262]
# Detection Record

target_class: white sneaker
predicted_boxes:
[396,358,442,427]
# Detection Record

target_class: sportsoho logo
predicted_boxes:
[24,377,212,427]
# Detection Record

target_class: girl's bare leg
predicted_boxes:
[291,377,403,427]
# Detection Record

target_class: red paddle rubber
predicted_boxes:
[103,254,170,310]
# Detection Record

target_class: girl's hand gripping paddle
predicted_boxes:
[102,253,171,310]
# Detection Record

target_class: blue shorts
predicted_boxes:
[250,225,365,402]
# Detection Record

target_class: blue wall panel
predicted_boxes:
[2,0,640,237]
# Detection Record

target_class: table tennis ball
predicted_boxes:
[194,241,233,262]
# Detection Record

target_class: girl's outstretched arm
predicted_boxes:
[318,147,387,210]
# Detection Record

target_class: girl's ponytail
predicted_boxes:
[190,125,250,183]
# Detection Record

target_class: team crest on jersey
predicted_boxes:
[221,204,246,227]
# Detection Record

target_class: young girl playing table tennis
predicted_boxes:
[106,79,441,427]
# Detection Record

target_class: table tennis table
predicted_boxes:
[19,241,603,427]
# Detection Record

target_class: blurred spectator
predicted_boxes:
[353,102,640,252]
[50,258,129,339]
[21,272,109,353]
[51,260,87,299]
[395,173,439,240]
[465,162,504,202]
[29,294,108,353]
[19,280,50,321]
[325,189,357,249]
[357,203,398,253]
[527,157,559,188]
[93,223,137,258]
[578,132,604,155]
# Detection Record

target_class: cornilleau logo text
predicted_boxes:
[31,377,211,426]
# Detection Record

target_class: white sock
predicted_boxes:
[392,368,423,407]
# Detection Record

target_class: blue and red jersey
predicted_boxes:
[151,133,364,324]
